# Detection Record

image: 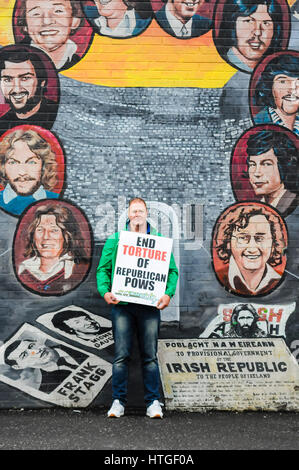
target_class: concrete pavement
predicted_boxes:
[0,407,298,451]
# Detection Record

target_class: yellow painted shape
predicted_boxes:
[0,0,294,88]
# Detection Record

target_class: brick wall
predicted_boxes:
[0,0,297,411]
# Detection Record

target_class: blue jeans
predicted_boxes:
[111,303,161,406]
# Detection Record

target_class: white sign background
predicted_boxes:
[112,231,173,306]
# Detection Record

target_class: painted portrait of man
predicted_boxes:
[245,129,298,215]
[83,0,152,38]
[0,46,59,134]
[223,303,268,337]
[214,0,288,73]
[4,337,84,393]
[155,0,212,39]
[51,309,111,340]
[252,52,299,136]
[0,127,64,216]
[0,323,112,407]
[212,202,287,296]
[231,126,299,217]
[14,0,92,71]
[14,201,92,295]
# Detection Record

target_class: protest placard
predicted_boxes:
[112,230,173,306]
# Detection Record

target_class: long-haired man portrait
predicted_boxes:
[16,202,91,295]
[0,127,60,216]
[212,203,287,296]
[214,0,287,73]
[253,53,299,135]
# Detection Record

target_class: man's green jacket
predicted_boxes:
[96,225,179,303]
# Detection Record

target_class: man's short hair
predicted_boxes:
[0,46,48,90]
[16,0,85,36]
[0,128,57,190]
[128,197,147,209]
[215,0,284,57]
[214,204,287,267]
[255,53,299,108]
[52,310,93,334]
[244,129,299,193]
[24,204,89,263]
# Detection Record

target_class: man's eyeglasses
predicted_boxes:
[232,234,270,246]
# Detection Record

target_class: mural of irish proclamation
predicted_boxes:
[0,0,297,412]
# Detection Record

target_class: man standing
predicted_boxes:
[245,129,298,217]
[0,128,59,215]
[96,198,178,418]
[0,46,58,133]
[155,0,212,38]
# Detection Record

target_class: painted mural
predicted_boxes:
[0,45,59,133]
[0,125,65,216]
[0,323,112,406]
[13,199,92,295]
[230,124,298,216]
[12,0,94,71]
[250,50,299,134]
[213,0,291,73]
[0,0,297,411]
[212,201,288,297]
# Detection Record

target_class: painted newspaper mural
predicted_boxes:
[0,0,297,410]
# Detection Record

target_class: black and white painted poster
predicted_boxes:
[0,323,112,407]
[36,305,113,351]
